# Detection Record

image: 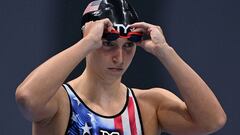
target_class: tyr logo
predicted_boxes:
[99,130,120,135]
[114,24,133,34]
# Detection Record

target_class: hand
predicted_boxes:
[131,22,169,56]
[82,18,113,51]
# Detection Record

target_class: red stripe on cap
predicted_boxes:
[128,97,137,135]
[114,115,123,134]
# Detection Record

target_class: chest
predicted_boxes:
[68,100,143,134]
[34,88,162,135]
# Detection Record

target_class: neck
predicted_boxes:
[73,69,126,102]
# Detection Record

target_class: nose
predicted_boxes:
[112,47,124,66]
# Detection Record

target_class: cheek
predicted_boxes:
[124,47,136,61]
[127,46,136,56]
[87,50,105,66]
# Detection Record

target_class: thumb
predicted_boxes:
[140,40,152,48]
[137,40,154,52]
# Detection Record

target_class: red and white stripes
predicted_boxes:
[113,91,142,135]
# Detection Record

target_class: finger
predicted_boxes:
[101,18,113,31]
[136,39,150,47]
[82,21,92,30]
[137,40,153,52]
[130,22,150,31]
[132,27,146,33]
[141,40,153,47]
[131,22,163,34]
[149,26,163,34]
[82,21,94,35]
[131,22,156,29]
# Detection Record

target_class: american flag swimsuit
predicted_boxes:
[63,84,144,135]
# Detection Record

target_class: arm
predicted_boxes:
[131,22,226,135]
[15,19,113,122]
[156,43,226,134]
[15,38,91,122]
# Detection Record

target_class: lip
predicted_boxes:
[108,67,124,72]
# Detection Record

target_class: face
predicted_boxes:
[86,38,137,80]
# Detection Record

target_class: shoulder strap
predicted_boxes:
[128,88,145,135]
[62,83,81,108]
[63,84,76,98]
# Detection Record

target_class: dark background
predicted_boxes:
[1,0,239,134]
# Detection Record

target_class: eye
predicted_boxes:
[123,42,135,48]
[102,40,116,47]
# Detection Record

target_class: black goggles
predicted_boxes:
[102,29,143,42]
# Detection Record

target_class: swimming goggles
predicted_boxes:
[102,29,143,42]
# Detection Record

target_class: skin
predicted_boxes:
[15,18,227,135]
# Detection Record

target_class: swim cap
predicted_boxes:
[81,0,139,36]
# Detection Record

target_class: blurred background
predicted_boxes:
[0,0,239,134]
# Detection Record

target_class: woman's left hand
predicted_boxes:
[131,22,170,56]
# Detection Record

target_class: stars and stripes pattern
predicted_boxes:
[83,0,101,16]
[63,84,143,135]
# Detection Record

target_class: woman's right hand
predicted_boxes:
[82,18,113,51]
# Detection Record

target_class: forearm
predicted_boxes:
[16,37,92,109]
[155,44,226,130]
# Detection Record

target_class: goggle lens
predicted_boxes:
[103,30,143,42]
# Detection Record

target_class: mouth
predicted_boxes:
[108,67,124,72]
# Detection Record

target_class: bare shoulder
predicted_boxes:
[131,87,184,109]
[132,87,173,97]
[129,87,185,134]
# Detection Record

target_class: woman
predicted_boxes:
[16,0,226,134]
